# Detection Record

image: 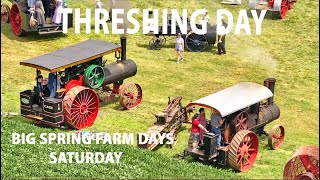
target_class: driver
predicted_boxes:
[210,111,225,149]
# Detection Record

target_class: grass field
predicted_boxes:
[1,0,319,179]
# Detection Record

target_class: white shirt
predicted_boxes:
[217,23,226,35]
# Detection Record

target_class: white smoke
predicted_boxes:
[234,40,278,78]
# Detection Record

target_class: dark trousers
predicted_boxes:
[217,35,226,54]
[42,0,50,19]
[218,41,226,54]
[211,126,222,147]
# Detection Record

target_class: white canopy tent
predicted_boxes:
[221,0,242,5]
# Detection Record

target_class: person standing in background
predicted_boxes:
[203,11,210,24]
[217,18,227,55]
[198,108,207,145]
[175,32,184,64]
[52,0,63,24]
[42,0,50,20]
[35,70,44,98]
[48,72,56,98]
[191,113,209,152]
[210,111,225,149]
[27,0,36,13]
[35,0,45,27]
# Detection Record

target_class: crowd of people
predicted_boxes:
[36,70,63,100]
[27,0,66,27]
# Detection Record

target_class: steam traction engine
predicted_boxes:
[1,0,73,36]
[249,0,297,19]
[19,37,142,129]
[146,10,217,52]
[182,78,285,172]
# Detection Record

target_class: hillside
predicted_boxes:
[1,0,319,179]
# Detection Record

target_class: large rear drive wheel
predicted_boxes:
[10,4,24,36]
[119,82,142,110]
[228,130,259,172]
[63,86,99,130]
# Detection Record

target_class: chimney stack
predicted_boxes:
[264,78,276,105]
[120,37,126,61]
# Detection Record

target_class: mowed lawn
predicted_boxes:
[1,0,319,179]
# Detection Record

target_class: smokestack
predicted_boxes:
[264,78,276,105]
[120,37,126,61]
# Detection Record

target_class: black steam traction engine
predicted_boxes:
[180,78,285,172]
[19,37,142,129]
[1,0,72,36]
[146,12,217,52]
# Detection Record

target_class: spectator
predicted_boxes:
[210,111,225,149]
[35,70,43,97]
[52,0,63,24]
[175,32,184,64]
[198,108,207,145]
[217,18,228,55]
[48,72,56,98]
[191,113,209,152]
[203,11,210,24]
[35,0,45,28]
[27,0,36,13]
[41,0,50,20]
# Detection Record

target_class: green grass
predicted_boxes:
[1,0,319,179]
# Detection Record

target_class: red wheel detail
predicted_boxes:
[228,130,259,172]
[64,80,82,95]
[235,111,248,132]
[297,172,316,180]
[119,82,142,110]
[269,0,275,7]
[63,86,99,130]
[268,125,285,150]
[78,75,84,85]
[1,4,10,23]
[10,4,23,36]
[283,146,319,180]
[279,0,289,19]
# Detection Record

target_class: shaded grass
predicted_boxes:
[1,0,319,179]
[1,119,245,179]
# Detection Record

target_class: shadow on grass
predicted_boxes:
[136,42,216,53]
[99,98,127,111]
[1,24,68,42]
[176,153,238,172]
